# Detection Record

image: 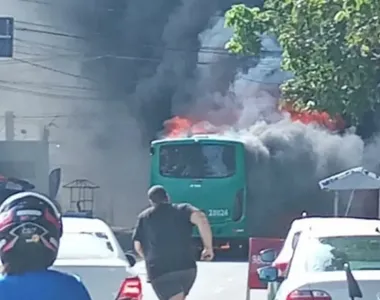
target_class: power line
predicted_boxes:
[17,0,130,6]
[0,71,284,105]
[12,58,93,82]
[0,84,100,101]
[2,51,281,68]
[15,38,81,53]
[15,20,62,30]
[4,113,101,119]
[7,46,282,68]
[15,27,85,40]
[17,0,52,4]
[0,54,76,65]
[14,26,282,56]
[0,79,98,92]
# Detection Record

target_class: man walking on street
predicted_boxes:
[132,185,214,300]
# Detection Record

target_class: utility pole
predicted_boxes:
[40,124,50,142]
[4,111,14,140]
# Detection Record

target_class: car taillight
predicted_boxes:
[116,277,142,300]
[274,262,288,275]
[286,290,331,300]
[232,189,244,221]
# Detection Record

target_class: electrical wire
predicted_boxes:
[11,58,94,82]
[14,25,282,56]
[1,113,101,120]
[15,20,63,30]
[17,0,52,5]
[15,38,81,53]
[1,21,285,105]
[0,83,100,101]
[15,27,84,40]
[0,71,283,108]
[0,79,98,92]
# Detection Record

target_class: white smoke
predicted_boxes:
[191,16,289,127]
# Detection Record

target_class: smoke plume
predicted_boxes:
[162,18,373,237]
[63,0,249,226]
[3,0,256,227]
[3,0,378,231]
[239,122,363,236]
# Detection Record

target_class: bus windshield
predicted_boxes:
[159,143,236,178]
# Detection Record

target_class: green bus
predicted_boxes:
[150,134,249,254]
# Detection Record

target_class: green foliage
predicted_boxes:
[225,0,380,125]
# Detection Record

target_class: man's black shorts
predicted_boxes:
[150,268,197,300]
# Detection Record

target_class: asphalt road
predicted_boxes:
[135,260,251,299]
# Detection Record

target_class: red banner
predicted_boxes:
[248,237,284,289]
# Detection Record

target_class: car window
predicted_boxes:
[290,235,380,273]
[278,229,301,261]
[291,231,301,250]
[57,233,115,259]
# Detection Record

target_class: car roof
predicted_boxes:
[61,217,125,260]
[283,218,380,262]
[62,217,112,233]
[294,218,380,238]
[290,216,377,231]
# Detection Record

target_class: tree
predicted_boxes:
[224,0,380,127]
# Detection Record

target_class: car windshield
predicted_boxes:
[57,232,115,259]
[159,143,236,178]
[302,235,380,272]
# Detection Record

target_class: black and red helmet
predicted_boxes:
[0,191,62,272]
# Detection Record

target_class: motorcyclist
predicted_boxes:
[0,191,92,299]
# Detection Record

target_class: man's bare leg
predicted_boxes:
[169,292,185,300]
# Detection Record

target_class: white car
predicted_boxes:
[263,216,360,300]
[52,216,142,300]
[272,216,330,274]
[258,218,380,300]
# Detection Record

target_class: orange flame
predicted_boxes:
[163,117,219,138]
[280,103,345,131]
[164,104,345,138]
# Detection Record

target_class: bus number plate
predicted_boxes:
[208,209,228,217]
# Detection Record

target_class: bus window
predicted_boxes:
[159,144,236,178]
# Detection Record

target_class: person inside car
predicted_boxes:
[0,191,92,300]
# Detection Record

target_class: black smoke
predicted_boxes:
[9,0,376,232]
[240,121,364,237]
[72,0,259,139]
[56,0,371,230]
[33,0,258,226]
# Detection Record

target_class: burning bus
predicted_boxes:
[148,106,376,255]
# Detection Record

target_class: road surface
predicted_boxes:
[135,260,266,299]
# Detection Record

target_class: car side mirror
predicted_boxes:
[125,252,137,267]
[257,266,279,282]
[259,248,277,263]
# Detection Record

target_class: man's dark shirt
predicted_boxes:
[132,203,197,280]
